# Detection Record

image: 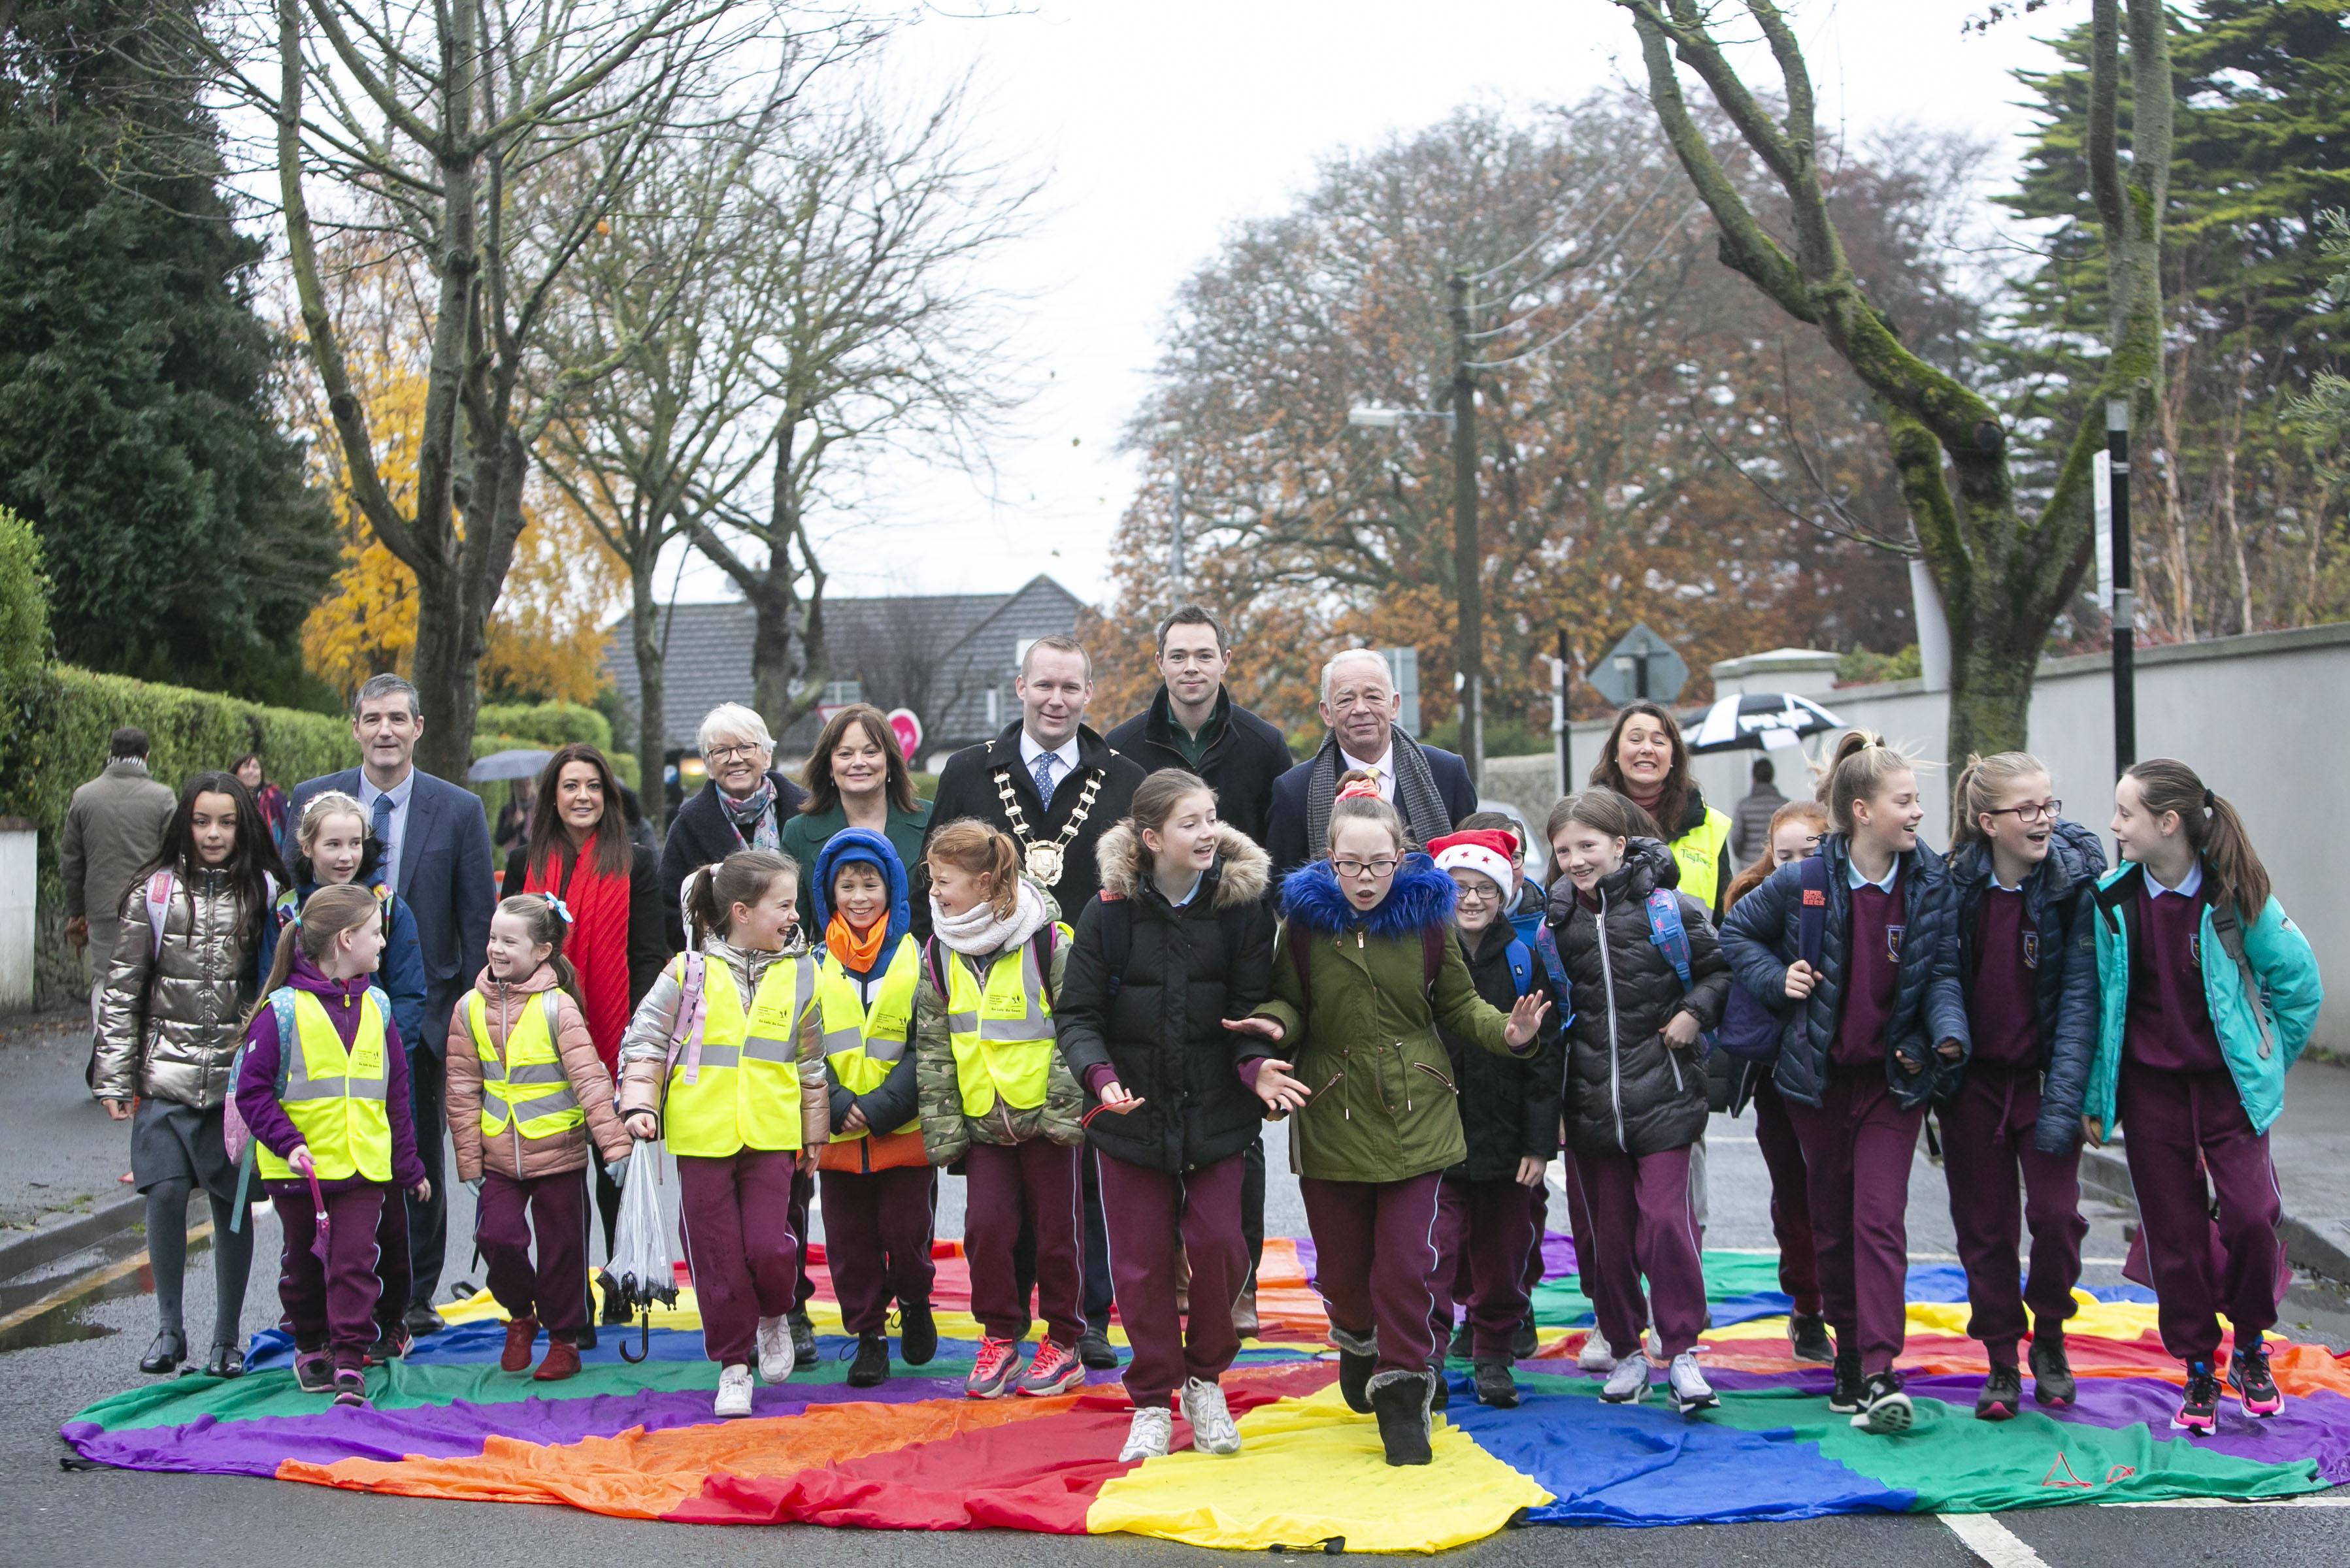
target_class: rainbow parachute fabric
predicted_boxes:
[62,1237,2350,1548]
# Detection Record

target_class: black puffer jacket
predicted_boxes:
[1547,839,1730,1156]
[1436,923,1563,1182]
[1053,822,1278,1174]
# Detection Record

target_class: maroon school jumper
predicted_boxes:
[1943,885,2086,1362]
[964,1139,1087,1347]
[477,1169,593,1339]
[676,1149,804,1367]
[1097,1150,1248,1407]
[1429,1171,1538,1362]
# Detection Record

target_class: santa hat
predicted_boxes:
[1427,828,1517,896]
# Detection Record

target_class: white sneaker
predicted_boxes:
[755,1315,793,1384]
[714,1363,755,1418]
[1644,1326,1664,1362]
[1600,1351,1653,1404]
[1181,1377,1242,1456]
[1666,1351,1718,1414]
[1577,1327,1617,1373]
[1119,1405,1173,1461]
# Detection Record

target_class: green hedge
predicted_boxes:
[476,701,612,751]
[0,507,47,683]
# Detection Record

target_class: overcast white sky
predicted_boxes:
[654,0,2069,610]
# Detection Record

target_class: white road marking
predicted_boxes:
[1942,1512,2051,1567]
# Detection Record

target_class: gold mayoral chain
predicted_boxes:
[993,764,1103,888]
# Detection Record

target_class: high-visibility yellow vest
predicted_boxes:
[816,935,921,1140]
[467,989,582,1142]
[943,927,1066,1120]
[255,988,393,1183]
[1671,807,1734,912]
[664,955,816,1158]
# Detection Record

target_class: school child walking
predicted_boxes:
[618,851,829,1419]
[446,894,633,1382]
[914,821,1091,1399]
[1720,732,1969,1436]
[233,884,429,1407]
[1232,776,1550,1466]
[2083,760,2321,1433]
[93,771,286,1379]
[1055,772,1278,1460]
[1545,791,1730,1414]
[810,828,940,1390]
[1942,753,2103,1420]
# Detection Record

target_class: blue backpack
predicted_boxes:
[1640,888,1719,1057]
[1717,855,1829,1062]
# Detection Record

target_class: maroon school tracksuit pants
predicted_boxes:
[1574,1145,1708,1360]
[272,1183,389,1373]
[819,1167,938,1337]
[1940,1063,2087,1362]
[963,1139,1085,1346]
[676,1149,803,1367]
[1300,1171,1445,1378]
[2117,1062,2284,1362]
[1783,1066,1926,1375]
[476,1168,593,1340]
[1751,1074,1823,1318]
[1097,1151,1247,1407]
[1430,1174,1538,1362]
[1521,1184,1549,1298]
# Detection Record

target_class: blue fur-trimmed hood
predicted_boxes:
[1278,853,1457,937]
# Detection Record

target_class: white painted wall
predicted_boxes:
[0,823,35,1013]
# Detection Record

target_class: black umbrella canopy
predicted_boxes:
[1687,693,1845,754]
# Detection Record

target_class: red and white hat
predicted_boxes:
[1427,828,1517,895]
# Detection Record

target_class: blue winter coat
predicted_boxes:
[1945,819,2106,1154]
[256,881,428,1058]
[1718,833,1969,1111]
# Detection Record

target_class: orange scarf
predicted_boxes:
[826,912,888,974]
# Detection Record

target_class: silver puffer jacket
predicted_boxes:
[91,866,261,1109]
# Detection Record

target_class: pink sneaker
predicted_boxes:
[966,1337,1022,1399]
[1017,1337,1085,1396]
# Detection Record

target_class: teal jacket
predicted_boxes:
[2083,862,2323,1136]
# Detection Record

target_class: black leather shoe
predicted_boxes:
[139,1330,187,1375]
[402,1302,446,1338]
[1077,1324,1119,1370]
[204,1341,246,1379]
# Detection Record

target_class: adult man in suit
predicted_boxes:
[1103,604,1291,849]
[288,673,495,1337]
[1264,647,1479,874]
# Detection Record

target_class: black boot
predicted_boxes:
[139,1330,186,1375]
[788,1308,818,1369]
[899,1298,938,1366]
[1368,1371,1434,1466]
[846,1333,891,1389]
[1333,1328,1378,1413]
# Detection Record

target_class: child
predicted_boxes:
[93,771,285,1380]
[618,851,828,1419]
[1232,774,1549,1466]
[1722,799,1835,1365]
[2083,759,2321,1434]
[234,883,429,1407]
[447,894,633,1382]
[914,820,1090,1400]
[1719,732,1968,1436]
[1546,791,1729,1414]
[1455,809,1542,941]
[810,828,939,1390]
[1055,772,1278,1460]
[1424,826,1561,1412]
[1944,753,2103,1420]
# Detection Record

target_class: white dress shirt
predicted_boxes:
[1338,742,1397,804]
[358,766,417,892]
[1019,730,1082,802]
[2147,860,2204,899]
[1845,853,1899,893]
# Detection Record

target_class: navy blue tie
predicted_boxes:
[1031,751,1057,807]
[371,791,395,888]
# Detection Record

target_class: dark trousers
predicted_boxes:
[1940,1064,2087,1362]
[593,1156,622,1258]
[1574,1145,1706,1360]
[819,1166,938,1336]
[1521,1183,1549,1298]
[1241,1133,1267,1286]
[1429,1173,1538,1362]
[476,1168,592,1339]
[2117,1062,2283,1362]
[966,1139,1085,1345]
[676,1149,803,1367]
[791,1166,817,1313]
[405,1043,448,1305]
[1563,1156,1597,1301]
[273,1183,389,1372]
[1300,1171,1444,1377]
[1784,1066,1925,1375]
[1099,1150,1247,1407]
[371,1188,413,1340]
[1751,1075,1823,1316]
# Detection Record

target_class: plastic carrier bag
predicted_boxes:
[606,1143,679,1362]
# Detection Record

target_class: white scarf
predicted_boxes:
[929,877,1050,958]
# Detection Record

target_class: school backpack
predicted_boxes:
[1091,889,1253,1003]
[1717,855,1829,1062]
[1639,886,1721,1058]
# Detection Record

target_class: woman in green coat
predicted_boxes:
[780,705,931,937]
[1231,775,1549,1467]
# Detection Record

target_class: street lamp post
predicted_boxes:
[2107,395,2136,773]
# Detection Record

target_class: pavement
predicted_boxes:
[4,1003,2349,1565]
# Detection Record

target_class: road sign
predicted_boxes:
[885,708,924,760]
[1585,623,1688,708]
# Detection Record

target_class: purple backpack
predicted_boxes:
[1717,855,1828,1062]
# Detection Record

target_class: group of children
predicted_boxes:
[184,732,2319,1466]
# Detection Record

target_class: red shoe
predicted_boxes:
[533,1339,581,1382]
[1018,1337,1085,1397]
[501,1316,539,1373]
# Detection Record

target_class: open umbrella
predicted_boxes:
[468,748,553,783]
[1687,691,1845,753]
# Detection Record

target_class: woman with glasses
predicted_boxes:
[1940,752,2104,1420]
[656,704,810,952]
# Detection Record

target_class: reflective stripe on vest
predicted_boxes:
[816,936,921,1139]
[665,955,815,1158]
[469,989,582,1141]
[945,934,1057,1119]
[254,989,393,1183]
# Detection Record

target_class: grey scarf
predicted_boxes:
[1304,723,1454,852]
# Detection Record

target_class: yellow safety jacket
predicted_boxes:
[944,926,1067,1120]
[1671,807,1733,912]
[467,990,581,1141]
[663,955,816,1158]
[816,936,921,1139]
[256,987,393,1183]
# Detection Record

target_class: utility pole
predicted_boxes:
[2107,395,2136,772]
[1449,271,1483,791]
[1551,630,1572,801]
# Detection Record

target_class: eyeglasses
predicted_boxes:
[1453,883,1496,904]
[705,742,763,763]
[1986,800,2062,825]
[1332,857,1399,879]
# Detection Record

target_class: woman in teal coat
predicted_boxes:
[780,705,932,936]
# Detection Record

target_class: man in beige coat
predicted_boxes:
[59,728,176,1033]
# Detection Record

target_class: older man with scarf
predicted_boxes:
[1265,649,1478,875]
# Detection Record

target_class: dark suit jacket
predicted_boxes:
[655,769,808,951]
[287,767,495,1056]
[1103,685,1293,849]
[1263,739,1479,876]
[925,722,1144,916]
